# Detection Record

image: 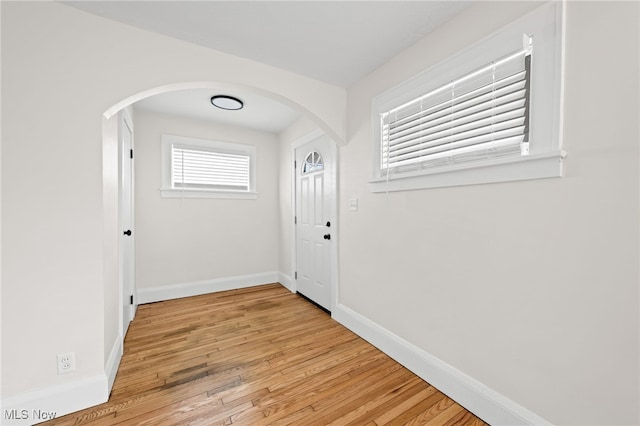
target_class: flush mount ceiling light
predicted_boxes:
[210,95,244,110]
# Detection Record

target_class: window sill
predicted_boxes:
[369,151,566,193]
[160,188,258,199]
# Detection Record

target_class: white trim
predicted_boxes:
[105,337,123,394]
[0,375,108,425]
[292,131,339,312]
[160,134,257,198]
[371,2,564,192]
[137,271,279,304]
[332,303,552,426]
[370,150,564,192]
[278,272,294,293]
[118,107,136,344]
[160,188,258,199]
[289,127,326,297]
[330,146,341,312]
[557,0,567,153]
[291,128,325,149]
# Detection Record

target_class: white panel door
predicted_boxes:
[295,135,335,311]
[120,111,136,336]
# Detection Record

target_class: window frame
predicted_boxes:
[160,134,257,199]
[302,151,325,174]
[370,2,565,192]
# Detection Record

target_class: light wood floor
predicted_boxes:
[44,284,489,426]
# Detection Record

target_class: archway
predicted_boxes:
[103,81,341,143]
[101,81,339,392]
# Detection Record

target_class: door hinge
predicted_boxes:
[294,216,297,224]
[294,271,297,280]
[129,295,134,305]
[129,149,133,159]
[294,160,297,169]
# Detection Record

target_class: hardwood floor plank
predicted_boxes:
[311,368,419,423]
[423,403,466,426]
[402,398,462,426]
[278,405,317,425]
[324,377,425,426]
[442,410,485,426]
[120,392,222,426]
[384,390,451,426]
[41,284,488,426]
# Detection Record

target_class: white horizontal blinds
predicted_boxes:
[172,145,250,191]
[381,37,532,173]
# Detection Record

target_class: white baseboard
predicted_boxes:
[137,271,280,304]
[105,337,123,394]
[278,272,294,292]
[332,303,552,426]
[0,374,108,425]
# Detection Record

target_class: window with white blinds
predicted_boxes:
[161,134,257,199]
[172,145,250,191]
[370,2,564,192]
[381,40,531,174]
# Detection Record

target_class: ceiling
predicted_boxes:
[63,1,472,133]
[134,88,301,134]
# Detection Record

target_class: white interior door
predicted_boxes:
[295,134,335,311]
[120,111,136,336]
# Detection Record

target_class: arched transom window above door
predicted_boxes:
[302,151,324,174]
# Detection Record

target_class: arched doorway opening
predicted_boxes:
[101,81,340,392]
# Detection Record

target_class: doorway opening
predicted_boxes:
[102,81,340,393]
[292,132,338,313]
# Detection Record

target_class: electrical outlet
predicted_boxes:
[57,352,75,374]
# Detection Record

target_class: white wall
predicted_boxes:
[2,0,638,424]
[0,0,345,416]
[133,109,279,293]
[340,1,639,425]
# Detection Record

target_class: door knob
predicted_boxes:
[323,234,331,240]
[123,230,132,236]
